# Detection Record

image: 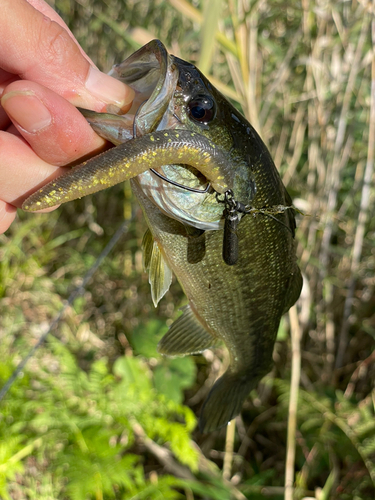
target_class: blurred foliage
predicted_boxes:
[1,0,374,499]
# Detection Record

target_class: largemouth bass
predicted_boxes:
[23,40,302,433]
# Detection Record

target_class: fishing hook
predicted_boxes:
[133,100,211,194]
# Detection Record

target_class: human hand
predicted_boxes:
[0,0,134,234]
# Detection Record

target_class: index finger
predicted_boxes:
[0,0,134,112]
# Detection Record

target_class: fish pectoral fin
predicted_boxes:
[199,371,257,434]
[142,229,173,307]
[158,305,220,356]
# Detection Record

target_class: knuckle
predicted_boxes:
[36,17,80,68]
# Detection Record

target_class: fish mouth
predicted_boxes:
[134,166,222,231]
[108,39,179,135]
[107,40,225,230]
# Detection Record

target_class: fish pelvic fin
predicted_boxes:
[142,229,172,307]
[199,370,257,433]
[158,305,220,356]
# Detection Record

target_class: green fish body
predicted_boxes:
[23,40,302,433]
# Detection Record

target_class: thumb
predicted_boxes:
[0,0,134,112]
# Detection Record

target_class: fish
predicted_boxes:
[22,40,303,433]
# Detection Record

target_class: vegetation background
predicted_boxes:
[0,0,374,499]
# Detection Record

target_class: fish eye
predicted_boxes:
[188,95,216,124]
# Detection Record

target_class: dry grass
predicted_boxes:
[0,1,374,499]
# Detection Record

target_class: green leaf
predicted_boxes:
[154,358,196,403]
[113,356,153,394]
[130,319,168,358]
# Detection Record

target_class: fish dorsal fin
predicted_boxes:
[142,229,172,307]
[158,305,220,356]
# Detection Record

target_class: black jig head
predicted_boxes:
[218,190,247,266]
[223,204,239,265]
[217,189,298,265]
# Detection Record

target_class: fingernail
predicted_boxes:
[1,91,52,133]
[85,66,135,109]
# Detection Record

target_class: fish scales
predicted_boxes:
[133,170,300,432]
[22,40,302,433]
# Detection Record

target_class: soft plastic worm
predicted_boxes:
[22,130,232,211]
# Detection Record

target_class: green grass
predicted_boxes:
[0,1,374,499]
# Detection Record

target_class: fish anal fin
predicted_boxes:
[158,305,220,356]
[199,371,258,433]
[142,229,172,307]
